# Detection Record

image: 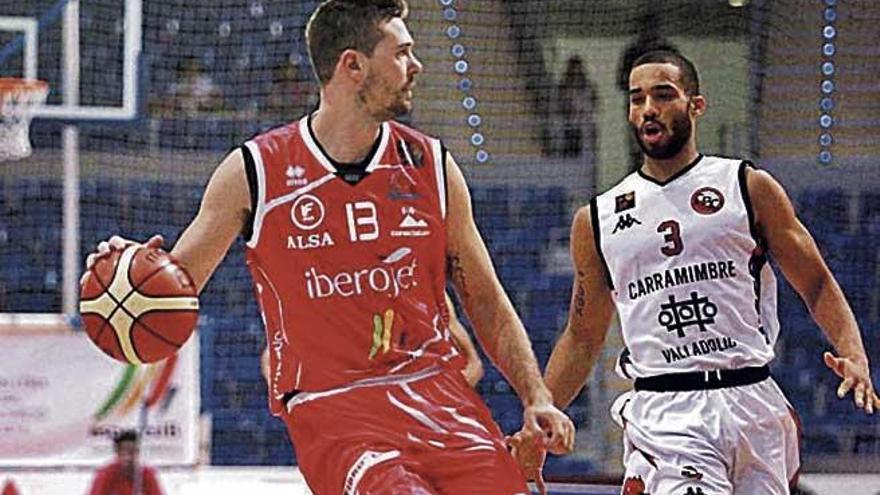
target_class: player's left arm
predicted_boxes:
[747,167,879,413]
[445,292,484,387]
[445,153,575,454]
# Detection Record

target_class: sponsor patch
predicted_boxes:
[616,191,636,212]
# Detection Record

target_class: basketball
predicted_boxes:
[79,244,199,364]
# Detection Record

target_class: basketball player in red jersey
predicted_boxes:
[86,0,574,492]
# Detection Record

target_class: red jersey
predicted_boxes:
[242,116,465,415]
[87,462,163,495]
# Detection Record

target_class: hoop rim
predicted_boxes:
[0,77,49,95]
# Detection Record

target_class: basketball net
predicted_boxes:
[0,78,49,161]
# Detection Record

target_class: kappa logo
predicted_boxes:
[285,165,309,187]
[683,488,707,495]
[691,187,724,215]
[613,213,642,234]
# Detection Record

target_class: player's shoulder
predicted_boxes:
[572,204,593,229]
[387,119,438,144]
[595,170,642,202]
[699,154,755,176]
[250,117,305,146]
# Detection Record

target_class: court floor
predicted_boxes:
[540,483,621,494]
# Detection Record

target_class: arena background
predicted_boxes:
[1,0,878,493]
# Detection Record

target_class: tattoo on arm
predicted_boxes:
[574,270,587,317]
[447,254,470,302]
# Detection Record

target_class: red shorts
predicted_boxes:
[281,367,529,495]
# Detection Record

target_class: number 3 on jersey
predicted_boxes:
[658,220,683,256]
[346,201,379,242]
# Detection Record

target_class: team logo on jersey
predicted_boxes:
[388,167,421,200]
[391,206,431,237]
[290,194,325,230]
[613,213,642,234]
[622,476,649,495]
[690,187,724,215]
[369,308,395,359]
[658,291,718,338]
[615,191,636,212]
[285,165,309,187]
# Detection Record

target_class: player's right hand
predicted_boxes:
[507,430,547,495]
[522,401,575,456]
[83,235,165,278]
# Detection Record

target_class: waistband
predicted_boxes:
[633,365,770,392]
[285,365,443,413]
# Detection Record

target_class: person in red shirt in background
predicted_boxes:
[88,430,164,495]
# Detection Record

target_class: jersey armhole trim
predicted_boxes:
[240,145,258,241]
[738,160,762,245]
[243,140,267,248]
[433,139,447,219]
[589,196,615,290]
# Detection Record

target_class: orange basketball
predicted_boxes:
[79,245,199,364]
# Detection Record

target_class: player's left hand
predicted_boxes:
[823,351,880,414]
[521,402,575,455]
[507,430,547,495]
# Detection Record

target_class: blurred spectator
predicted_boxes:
[265,59,317,121]
[556,55,597,159]
[87,430,164,495]
[166,57,224,116]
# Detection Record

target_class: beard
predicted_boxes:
[358,71,412,121]
[632,112,692,160]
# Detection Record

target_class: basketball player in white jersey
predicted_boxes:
[517,50,879,493]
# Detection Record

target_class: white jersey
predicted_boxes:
[593,155,779,378]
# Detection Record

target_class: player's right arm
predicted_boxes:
[444,153,575,455]
[544,205,616,410]
[509,205,616,491]
[85,149,250,294]
[169,150,250,292]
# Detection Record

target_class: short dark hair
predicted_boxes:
[631,49,700,96]
[113,429,138,447]
[306,0,409,85]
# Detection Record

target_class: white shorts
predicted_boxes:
[611,377,800,494]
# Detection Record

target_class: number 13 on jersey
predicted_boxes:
[346,201,379,242]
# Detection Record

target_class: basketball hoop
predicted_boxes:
[0,78,49,161]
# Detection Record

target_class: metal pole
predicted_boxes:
[61,0,80,316]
